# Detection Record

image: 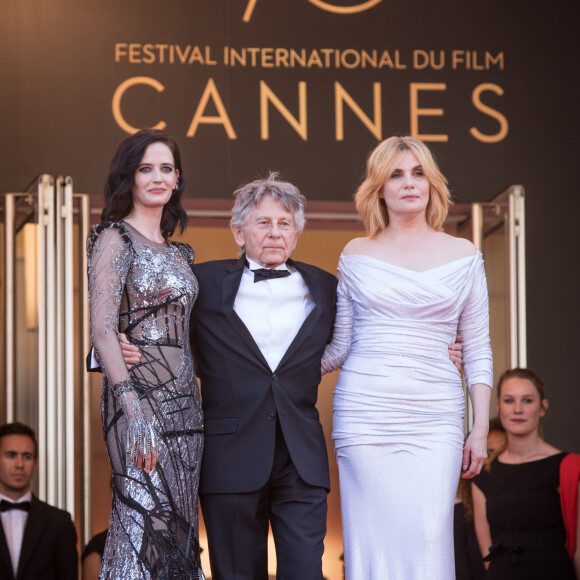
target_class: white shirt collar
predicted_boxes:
[0,490,32,504]
[245,256,290,272]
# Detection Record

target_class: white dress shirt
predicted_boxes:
[234,258,315,370]
[0,490,32,574]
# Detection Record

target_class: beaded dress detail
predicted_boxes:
[87,221,204,580]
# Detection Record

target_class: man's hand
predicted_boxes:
[119,332,141,369]
[449,334,463,372]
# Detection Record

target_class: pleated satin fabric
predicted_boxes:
[330,252,492,580]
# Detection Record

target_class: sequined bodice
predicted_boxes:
[87,220,198,387]
[119,226,198,347]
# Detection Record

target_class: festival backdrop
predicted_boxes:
[1,0,579,447]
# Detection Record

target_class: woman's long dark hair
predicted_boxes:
[101,128,187,238]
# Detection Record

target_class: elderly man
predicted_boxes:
[0,422,78,580]
[189,173,337,579]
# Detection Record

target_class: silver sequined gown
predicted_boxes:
[87,221,204,580]
[322,252,492,580]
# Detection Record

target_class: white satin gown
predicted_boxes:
[322,252,493,580]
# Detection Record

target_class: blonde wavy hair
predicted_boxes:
[354,136,452,237]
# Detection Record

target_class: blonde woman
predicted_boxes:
[322,136,493,579]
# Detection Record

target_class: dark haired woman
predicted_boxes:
[87,129,204,579]
[472,368,580,579]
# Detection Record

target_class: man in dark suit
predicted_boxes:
[0,422,78,580]
[176,174,333,579]
[190,174,337,579]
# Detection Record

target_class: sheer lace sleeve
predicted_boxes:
[321,260,353,375]
[87,223,133,386]
[88,223,156,462]
[458,253,493,390]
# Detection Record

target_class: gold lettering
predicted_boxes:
[335,82,382,141]
[306,50,324,68]
[394,50,407,69]
[155,44,169,64]
[261,48,274,67]
[320,49,334,68]
[260,81,307,140]
[377,50,406,70]
[128,44,141,64]
[188,46,205,65]
[290,49,307,68]
[186,79,237,139]
[115,43,128,63]
[378,51,394,69]
[142,44,155,65]
[247,48,260,67]
[470,83,508,143]
[341,49,361,69]
[360,50,377,68]
[486,52,504,70]
[275,49,290,68]
[112,76,166,135]
[451,50,465,70]
[414,50,430,70]
[413,50,444,70]
[177,45,192,64]
[230,47,246,67]
[205,46,217,65]
[409,82,448,142]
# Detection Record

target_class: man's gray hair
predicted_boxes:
[230,172,306,234]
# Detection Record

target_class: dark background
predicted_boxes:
[1,0,578,448]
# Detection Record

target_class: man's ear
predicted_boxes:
[231,224,245,249]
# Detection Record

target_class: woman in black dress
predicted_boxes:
[472,368,580,579]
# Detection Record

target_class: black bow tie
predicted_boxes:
[252,268,291,283]
[0,499,31,512]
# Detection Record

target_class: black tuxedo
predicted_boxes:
[0,495,78,580]
[191,256,337,579]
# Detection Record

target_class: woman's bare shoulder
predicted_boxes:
[342,236,371,256]
[438,232,478,259]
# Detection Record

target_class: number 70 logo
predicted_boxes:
[243,0,383,22]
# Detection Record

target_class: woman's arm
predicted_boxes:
[87,225,133,385]
[575,481,580,579]
[321,268,352,375]
[458,254,492,479]
[461,384,490,479]
[87,224,156,472]
[472,482,492,569]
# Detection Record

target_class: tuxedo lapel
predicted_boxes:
[275,260,323,371]
[222,257,270,370]
[17,496,45,579]
[0,520,15,580]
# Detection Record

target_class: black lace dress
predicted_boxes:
[473,452,575,580]
[87,221,204,580]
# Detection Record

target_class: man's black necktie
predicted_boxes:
[245,258,291,283]
[0,499,30,512]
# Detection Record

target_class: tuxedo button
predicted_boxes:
[267,411,276,421]
[272,374,278,381]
